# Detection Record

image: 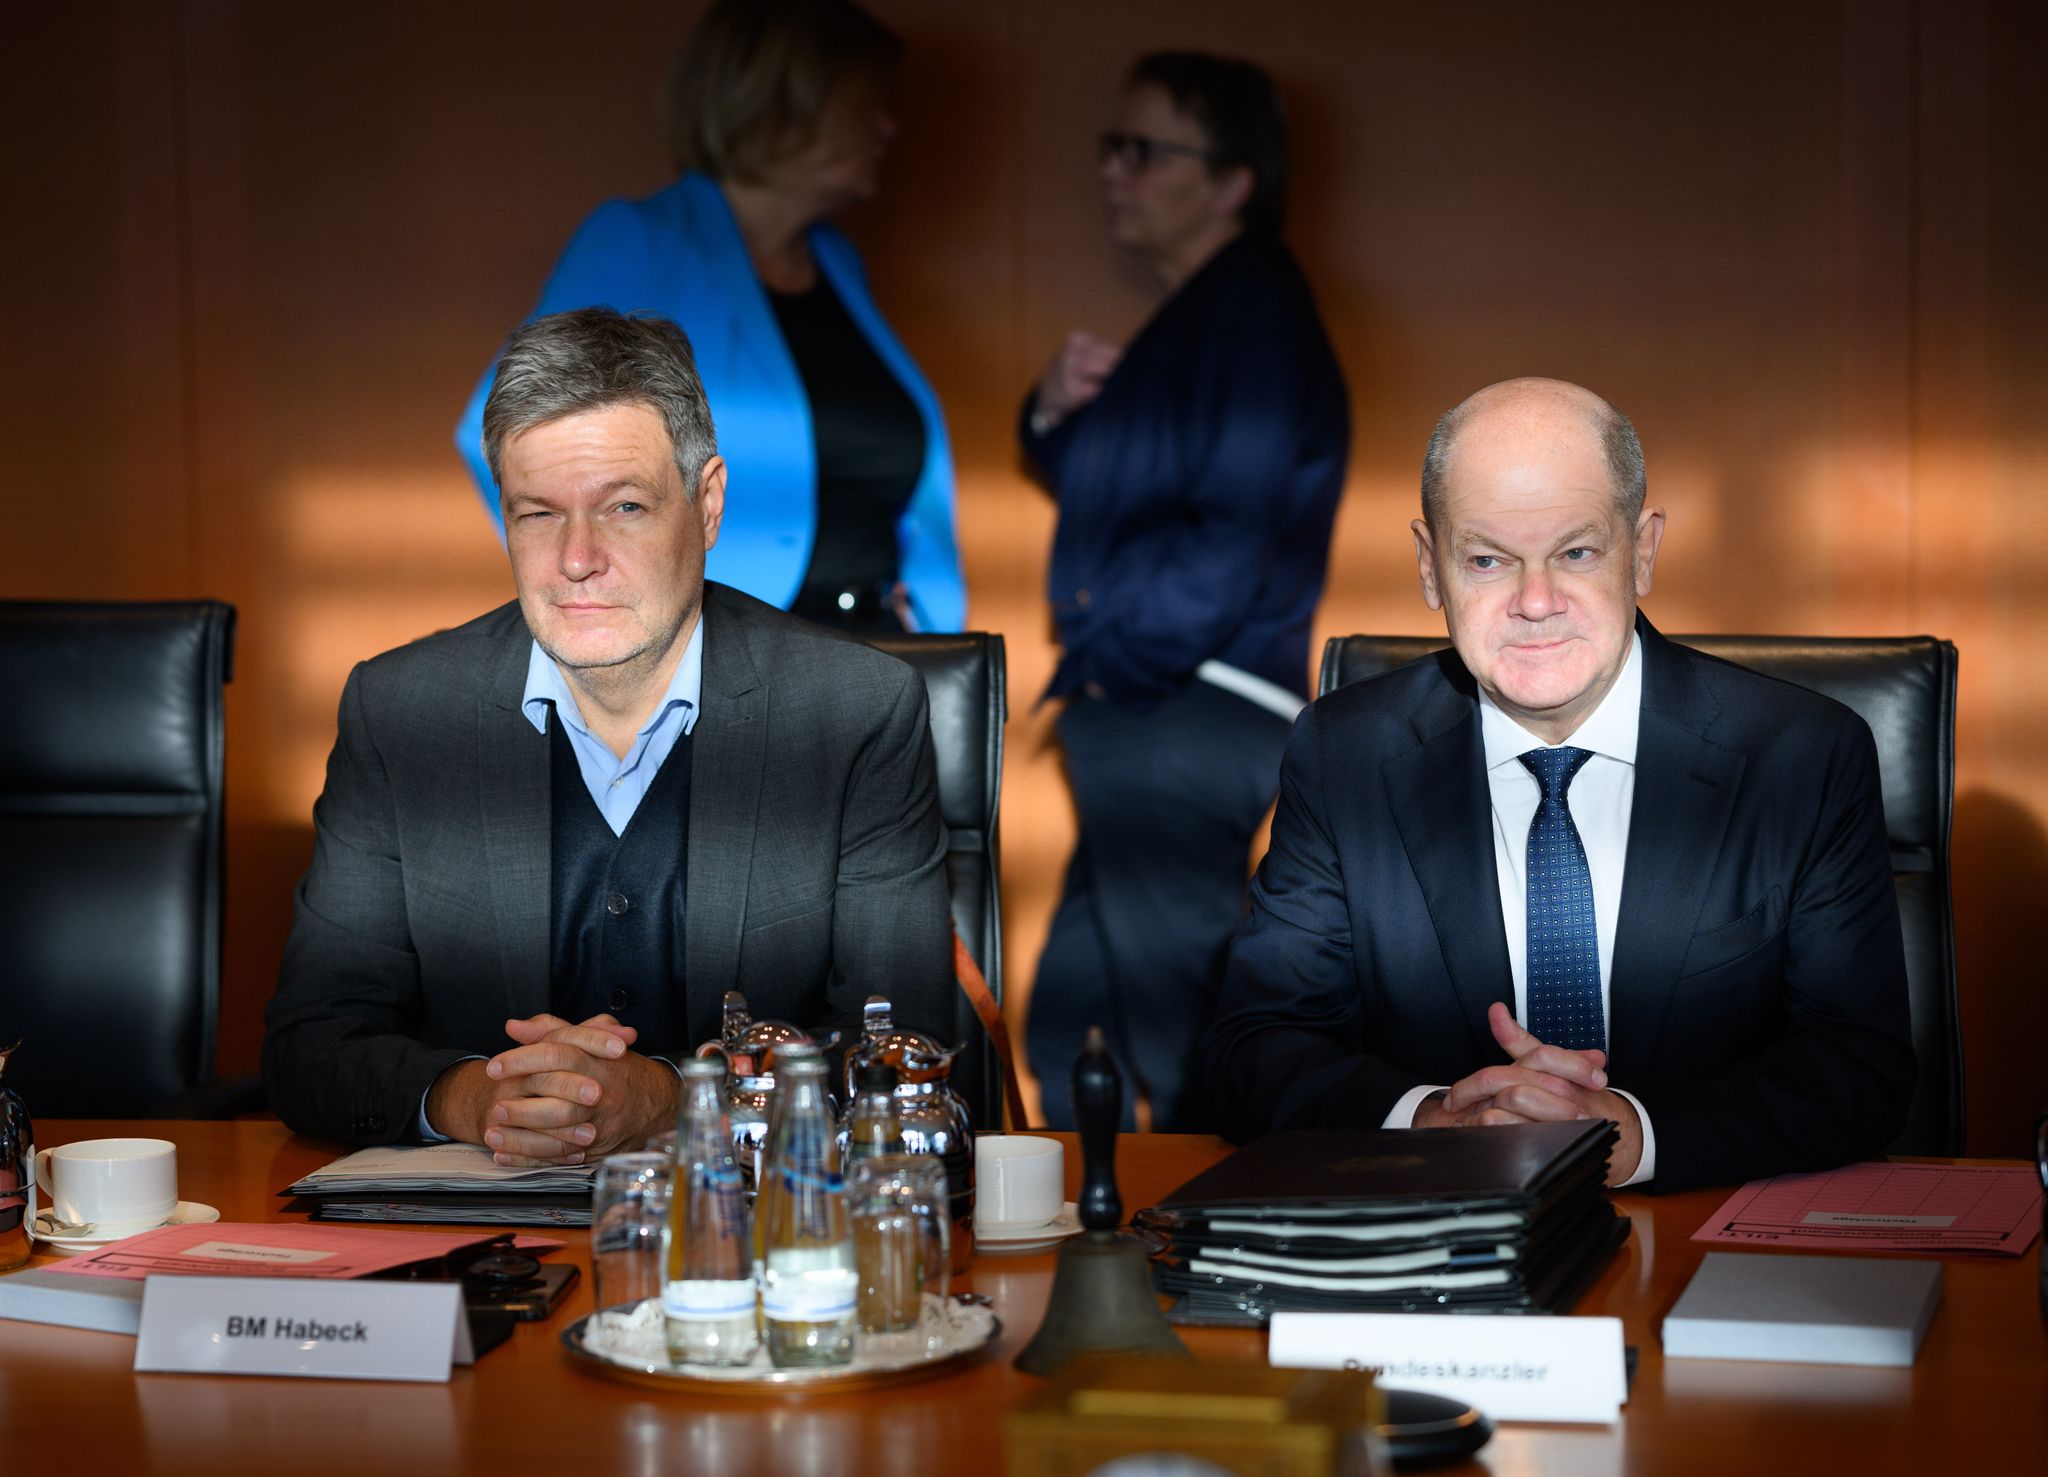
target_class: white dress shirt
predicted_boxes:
[1383,633,1659,1186]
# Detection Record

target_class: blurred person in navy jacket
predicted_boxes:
[456,0,963,634]
[1021,53,1349,1130]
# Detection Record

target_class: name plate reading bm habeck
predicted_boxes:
[1269,1311,1627,1424]
[134,1276,476,1382]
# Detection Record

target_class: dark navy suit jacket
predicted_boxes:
[1023,234,1349,703]
[1201,619,1915,1191]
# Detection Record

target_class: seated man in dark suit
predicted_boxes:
[263,308,954,1162]
[1202,377,1914,1192]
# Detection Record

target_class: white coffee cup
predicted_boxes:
[34,1137,179,1234]
[974,1134,1064,1232]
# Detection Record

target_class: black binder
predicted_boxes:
[1138,1121,1627,1324]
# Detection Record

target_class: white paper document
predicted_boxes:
[285,1143,597,1195]
[1661,1253,1942,1366]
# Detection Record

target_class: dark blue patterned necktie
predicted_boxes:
[1519,746,1605,1053]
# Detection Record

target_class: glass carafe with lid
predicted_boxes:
[841,996,975,1266]
[695,991,839,1194]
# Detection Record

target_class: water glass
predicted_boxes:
[847,1154,949,1350]
[591,1152,672,1313]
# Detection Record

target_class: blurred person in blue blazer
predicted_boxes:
[1022,54,1350,1130]
[457,0,963,633]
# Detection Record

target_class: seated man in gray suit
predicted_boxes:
[1202,378,1914,1192]
[263,308,954,1162]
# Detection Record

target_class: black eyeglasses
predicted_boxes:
[1098,131,1219,173]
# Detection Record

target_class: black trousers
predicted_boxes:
[1027,681,1291,1131]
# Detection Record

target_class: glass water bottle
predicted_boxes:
[758,1055,856,1367]
[751,1042,822,1297]
[663,1060,759,1366]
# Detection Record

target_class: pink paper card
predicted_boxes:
[1692,1162,2043,1255]
[43,1221,510,1280]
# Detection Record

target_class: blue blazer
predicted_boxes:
[1201,619,1915,1192]
[455,173,965,632]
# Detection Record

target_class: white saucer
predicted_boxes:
[974,1201,1083,1255]
[28,1200,221,1255]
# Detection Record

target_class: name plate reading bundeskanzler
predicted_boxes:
[134,1276,475,1382]
[1269,1311,1626,1424]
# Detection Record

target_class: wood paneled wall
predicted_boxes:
[3,1,2040,1152]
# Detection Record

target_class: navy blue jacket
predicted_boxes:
[1024,234,1349,703]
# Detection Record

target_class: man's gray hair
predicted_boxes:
[481,307,718,496]
[1420,391,1646,531]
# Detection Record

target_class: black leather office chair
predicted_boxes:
[1319,632,1963,1156]
[865,632,1009,1130]
[0,601,241,1118]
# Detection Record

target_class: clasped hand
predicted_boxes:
[1413,1003,1644,1185]
[430,1013,680,1167]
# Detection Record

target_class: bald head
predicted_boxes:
[1420,378,1645,533]
[1408,376,1665,743]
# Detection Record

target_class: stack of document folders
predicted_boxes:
[1137,1121,1628,1325]
[284,1144,597,1226]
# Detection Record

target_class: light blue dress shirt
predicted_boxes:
[415,619,704,1141]
[521,618,703,835]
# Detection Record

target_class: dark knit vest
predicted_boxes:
[547,713,691,1054]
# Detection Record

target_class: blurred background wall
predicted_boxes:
[3,0,2040,1152]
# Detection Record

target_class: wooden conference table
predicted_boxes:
[5,1121,2042,1473]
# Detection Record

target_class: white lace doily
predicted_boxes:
[575,1293,997,1384]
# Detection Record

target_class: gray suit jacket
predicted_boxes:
[262,582,955,1144]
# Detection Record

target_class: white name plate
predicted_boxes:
[1269,1311,1626,1424]
[134,1276,475,1382]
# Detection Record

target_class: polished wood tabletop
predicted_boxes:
[5,1121,2042,1473]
